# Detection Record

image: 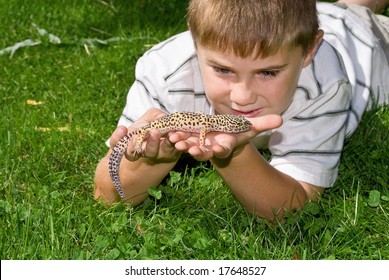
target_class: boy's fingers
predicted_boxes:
[141,129,162,158]
[109,125,128,148]
[188,145,214,161]
[212,144,232,159]
[168,131,192,143]
[141,108,167,123]
[247,114,283,136]
[109,108,167,149]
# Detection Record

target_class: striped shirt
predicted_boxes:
[115,3,389,188]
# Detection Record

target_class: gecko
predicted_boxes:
[108,111,252,199]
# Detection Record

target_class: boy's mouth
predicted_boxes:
[230,108,263,118]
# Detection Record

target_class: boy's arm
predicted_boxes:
[211,143,323,220]
[94,151,179,205]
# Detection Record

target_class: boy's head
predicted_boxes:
[187,0,319,58]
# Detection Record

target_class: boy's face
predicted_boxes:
[196,43,314,117]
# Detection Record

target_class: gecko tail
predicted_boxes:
[108,136,129,199]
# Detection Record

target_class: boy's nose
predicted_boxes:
[229,80,257,106]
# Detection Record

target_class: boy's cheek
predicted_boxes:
[201,71,227,93]
[203,82,229,104]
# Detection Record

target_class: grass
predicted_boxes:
[1,0,388,260]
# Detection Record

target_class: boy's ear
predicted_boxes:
[303,30,324,67]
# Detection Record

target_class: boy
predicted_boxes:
[94,0,389,220]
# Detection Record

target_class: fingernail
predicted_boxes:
[116,126,127,135]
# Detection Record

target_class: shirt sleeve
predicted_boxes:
[103,55,168,147]
[118,54,170,129]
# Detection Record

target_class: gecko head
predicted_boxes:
[226,115,253,132]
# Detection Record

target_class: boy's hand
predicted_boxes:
[109,108,182,163]
[169,114,282,161]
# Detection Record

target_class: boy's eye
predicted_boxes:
[212,66,231,75]
[260,70,280,78]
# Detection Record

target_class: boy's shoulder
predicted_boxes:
[283,40,352,122]
[141,31,197,72]
[298,40,349,100]
[312,40,349,90]
[135,31,200,87]
[317,2,378,43]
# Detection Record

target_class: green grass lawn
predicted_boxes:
[1,0,388,260]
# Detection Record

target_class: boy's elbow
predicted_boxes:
[299,181,324,203]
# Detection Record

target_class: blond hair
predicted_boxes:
[187,0,319,57]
